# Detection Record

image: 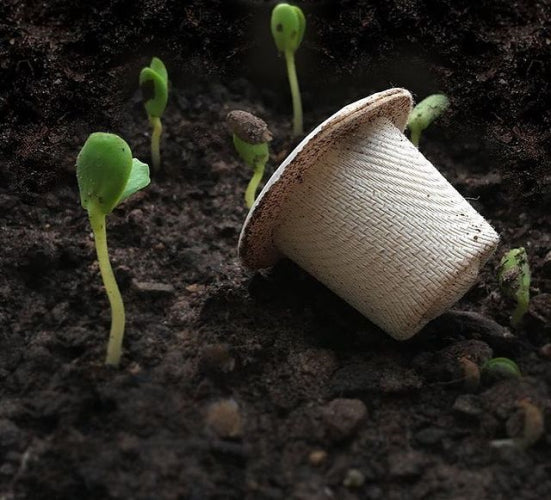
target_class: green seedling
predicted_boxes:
[139,57,168,171]
[498,247,531,327]
[482,357,521,381]
[271,3,306,136]
[227,110,272,208]
[407,94,450,147]
[76,132,150,366]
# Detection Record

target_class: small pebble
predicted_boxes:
[132,280,175,295]
[343,468,365,489]
[308,449,327,466]
[206,399,243,439]
[321,398,367,441]
[200,344,235,376]
[453,394,484,417]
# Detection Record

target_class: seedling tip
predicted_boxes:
[271,3,305,136]
[498,247,531,327]
[140,57,168,171]
[227,110,271,208]
[407,94,450,147]
[77,132,150,366]
[491,398,544,450]
[482,357,521,381]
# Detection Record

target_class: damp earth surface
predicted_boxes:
[1,1,550,499]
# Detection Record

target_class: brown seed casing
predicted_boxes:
[226,110,272,144]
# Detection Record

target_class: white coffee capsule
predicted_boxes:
[238,88,499,340]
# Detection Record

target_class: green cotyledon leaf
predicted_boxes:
[76,132,132,214]
[140,61,168,118]
[271,3,306,53]
[118,158,151,204]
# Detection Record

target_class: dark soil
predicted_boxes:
[1,1,550,499]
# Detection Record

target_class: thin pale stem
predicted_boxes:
[245,164,265,209]
[410,128,421,147]
[88,204,125,367]
[150,116,162,171]
[511,300,528,327]
[284,50,303,137]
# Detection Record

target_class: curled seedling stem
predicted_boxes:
[498,247,531,327]
[458,356,481,392]
[271,3,306,136]
[245,164,265,209]
[227,110,272,208]
[140,57,168,171]
[407,94,450,147]
[491,398,544,450]
[516,399,545,448]
[76,132,150,366]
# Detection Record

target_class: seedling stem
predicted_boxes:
[140,57,168,171]
[150,116,162,171]
[227,111,272,208]
[285,49,303,136]
[77,132,150,366]
[407,94,449,147]
[410,128,422,148]
[271,3,305,137]
[88,203,125,366]
[245,163,265,209]
[498,247,530,327]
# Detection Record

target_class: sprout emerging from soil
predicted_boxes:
[140,57,168,171]
[407,94,450,147]
[458,356,480,391]
[491,398,544,450]
[498,247,531,327]
[76,132,150,366]
[271,3,306,136]
[226,110,272,208]
[482,357,521,381]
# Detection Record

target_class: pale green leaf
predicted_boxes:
[117,158,151,205]
[150,57,168,84]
